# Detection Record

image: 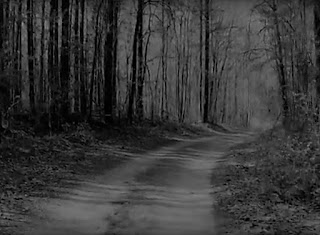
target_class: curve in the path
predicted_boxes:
[24,131,255,235]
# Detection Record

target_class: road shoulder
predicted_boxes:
[211,129,320,235]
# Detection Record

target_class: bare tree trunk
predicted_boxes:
[0,0,8,118]
[203,0,210,123]
[60,0,70,118]
[74,0,80,112]
[315,0,320,99]
[48,0,59,130]
[232,70,238,124]
[27,0,35,114]
[199,0,203,118]
[273,0,289,126]
[48,4,57,80]
[39,0,46,107]
[0,1,4,72]
[104,0,114,122]
[161,0,167,120]
[89,0,103,119]
[183,14,191,121]
[143,5,152,118]
[136,0,144,120]
[127,2,142,122]
[176,15,183,122]
[221,76,228,123]
[14,0,22,106]
[112,1,119,119]
[80,0,87,116]
[104,0,118,122]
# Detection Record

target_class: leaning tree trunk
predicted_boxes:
[273,0,289,126]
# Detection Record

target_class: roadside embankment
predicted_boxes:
[211,128,320,235]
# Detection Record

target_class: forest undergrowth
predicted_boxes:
[212,127,320,235]
[0,119,211,234]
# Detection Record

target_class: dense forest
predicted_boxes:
[2,1,320,234]
[0,0,319,131]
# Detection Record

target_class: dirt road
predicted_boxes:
[24,131,254,235]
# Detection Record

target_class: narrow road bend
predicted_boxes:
[24,131,255,235]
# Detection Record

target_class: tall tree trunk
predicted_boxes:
[143,5,152,119]
[48,0,60,129]
[40,0,46,106]
[161,0,166,120]
[54,0,59,93]
[315,0,320,99]
[0,0,5,116]
[15,0,22,104]
[80,0,87,116]
[104,0,116,122]
[60,0,70,118]
[234,73,238,123]
[221,76,228,123]
[136,0,144,120]
[112,1,119,119]
[27,0,35,114]
[203,0,210,123]
[74,0,80,112]
[48,1,58,93]
[0,0,4,72]
[273,0,289,126]
[127,3,141,122]
[89,0,103,119]
[199,0,203,118]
